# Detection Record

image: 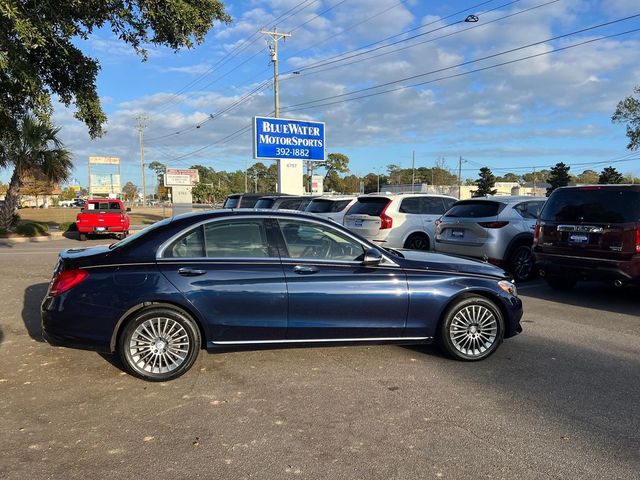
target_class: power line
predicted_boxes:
[281,16,640,112]
[286,0,559,78]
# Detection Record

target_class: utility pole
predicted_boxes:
[261,27,291,118]
[412,151,416,192]
[136,115,148,205]
[532,167,537,194]
[458,156,462,199]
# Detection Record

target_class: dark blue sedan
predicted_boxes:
[42,209,523,381]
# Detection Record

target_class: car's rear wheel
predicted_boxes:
[439,296,504,361]
[404,233,430,250]
[507,244,535,282]
[119,307,201,382]
[545,275,576,291]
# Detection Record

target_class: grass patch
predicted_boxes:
[18,206,171,226]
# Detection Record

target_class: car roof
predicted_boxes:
[171,208,330,223]
[554,184,640,192]
[310,196,355,201]
[359,193,457,200]
[456,195,546,204]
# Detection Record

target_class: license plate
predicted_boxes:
[354,219,363,227]
[95,227,106,232]
[569,233,588,244]
[451,229,464,238]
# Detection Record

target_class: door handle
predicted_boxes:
[293,265,319,275]
[178,267,206,277]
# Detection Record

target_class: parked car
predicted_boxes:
[534,185,640,290]
[42,209,523,381]
[75,199,131,241]
[222,193,265,209]
[304,196,356,224]
[434,196,546,281]
[73,198,86,208]
[58,200,76,208]
[343,193,457,251]
[255,195,317,211]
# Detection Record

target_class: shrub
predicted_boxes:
[11,213,20,227]
[15,222,49,237]
[58,221,76,232]
[0,226,7,235]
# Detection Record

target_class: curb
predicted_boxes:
[0,229,142,246]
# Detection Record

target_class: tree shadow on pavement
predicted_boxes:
[22,282,49,342]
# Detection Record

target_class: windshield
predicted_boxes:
[109,218,172,249]
[541,188,640,223]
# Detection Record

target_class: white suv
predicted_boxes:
[343,193,457,250]
[305,196,357,224]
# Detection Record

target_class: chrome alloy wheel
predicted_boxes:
[449,305,498,357]
[128,317,190,374]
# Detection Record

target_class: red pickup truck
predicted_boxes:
[75,199,131,241]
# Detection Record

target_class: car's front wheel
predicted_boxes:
[439,296,504,361]
[119,307,201,381]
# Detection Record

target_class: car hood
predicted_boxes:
[396,249,508,278]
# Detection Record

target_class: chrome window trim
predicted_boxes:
[156,214,399,266]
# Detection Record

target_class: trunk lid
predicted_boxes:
[343,197,390,237]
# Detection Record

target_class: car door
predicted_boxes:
[274,217,409,340]
[157,217,288,342]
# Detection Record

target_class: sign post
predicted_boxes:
[253,116,325,195]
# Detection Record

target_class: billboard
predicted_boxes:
[165,168,199,186]
[89,156,120,165]
[311,174,324,194]
[90,174,120,194]
[254,116,325,161]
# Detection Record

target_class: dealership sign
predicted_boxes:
[254,116,325,161]
[165,168,200,187]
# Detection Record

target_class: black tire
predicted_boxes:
[545,275,576,291]
[507,244,535,282]
[79,233,87,241]
[118,307,201,382]
[439,296,504,361]
[404,233,430,251]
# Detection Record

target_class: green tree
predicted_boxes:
[0,1,231,142]
[60,186,77,201]
[598,166,624,184]
[474,167,497,197]
[497,172,521,182]
[0,115,72,228]
[122,181,139,202]
[148,161,167,200]
[320,153,350,180]
[575,169,598,184]
[546,162,571,196]
[612,85,640,151]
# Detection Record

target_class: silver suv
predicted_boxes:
[343,193,457,250]
[435,196,546,281]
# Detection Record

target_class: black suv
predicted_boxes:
[534,185,640,289]
[254,195,317,211]
[222,193,265,209]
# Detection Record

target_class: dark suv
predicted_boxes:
[222,193,265,209]
[534,185,640,290]
[255,195,317,211]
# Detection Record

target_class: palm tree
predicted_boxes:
[0,115,72,229]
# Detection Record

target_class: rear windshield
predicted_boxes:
[444,201,503,218]
[255,198,275,209]
[83,201,122,212]
[541,188,640,223]
[307,199,352,213]
[223,197,239,208]
[348,197,390,216]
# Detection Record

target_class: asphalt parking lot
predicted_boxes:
[0,239,638,480]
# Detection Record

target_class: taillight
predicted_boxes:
[533,224,541,245]
[435,218,442,227]
[49,269,89,296]
[380,200,393,229]
[478,221,509,228]
[636,225,640,253]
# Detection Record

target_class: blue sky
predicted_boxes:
[11,0,640,187]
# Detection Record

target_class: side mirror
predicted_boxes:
[362,248,383,266]
[126,207,131,212]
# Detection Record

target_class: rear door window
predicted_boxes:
[223,196,239,208]
[255,198,275,209]
[204,220,272,258]
[444,201,504,218]
[307,199,333,213]
[541,188,640,223]
[399,197,420,214]
[348,197,390,216]
[278,199,303,210]
[421,197,447,215]
[515,201,545,219]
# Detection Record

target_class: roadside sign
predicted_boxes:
[165,168,199,186]
[254,116,325,161]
